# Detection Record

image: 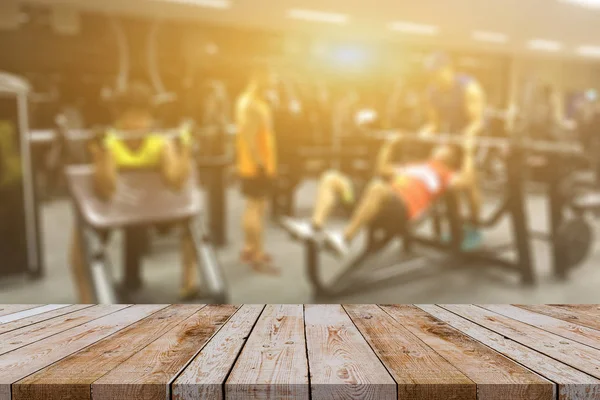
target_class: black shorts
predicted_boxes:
[371,193,409,234]
[241,176,274,199]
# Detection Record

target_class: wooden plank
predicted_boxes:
[92,304,238,400]
[0,306,43,319]
[0,305,131,355]
[380,305,553,400]
[13,304,205,400]
[225,304,309,400]
[550,305,600,316]
[441,305,600,381]
[514,304,600,330]
[305,304,396,400]
[517,305,600,331]
[419,305,600,400]
[172,305,265,400]
[343,304,476,400]
[0,305,92,335]
[0,305,71,325]
[0,305,165,400]
[482,305,600,351]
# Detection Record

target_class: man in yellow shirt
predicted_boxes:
[70,82,196,302]
[236,67,278,274]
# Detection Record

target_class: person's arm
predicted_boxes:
[160,138,192,191]
[89,141,117,201]
[462,81,486,138]
[376,135,403,178]
[418,102,439,136]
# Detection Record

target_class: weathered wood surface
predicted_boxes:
[172,305,265,400]
[305,305,396,400]
[380,305,554,400]
[441,305,600,380]
[0,306,43,319]
[13,305,206,400]
[1,304,600,400]
[344,304,476,400]
[93,304,238,400]
[225,304,310,400]
[419,305,600,400]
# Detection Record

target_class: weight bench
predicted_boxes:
[281,186,536,300]
[66,166,228,304]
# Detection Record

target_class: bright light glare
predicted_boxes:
[559,0,600,8]
[472,30,508,43]
[577,45,600,57]
[287,9,348,24]
[161,0,231,8]
[528,39,562,52]
[389,21,439,35]
[330,45,370,68]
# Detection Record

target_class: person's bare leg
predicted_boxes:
[253,197,280,275]
[242,198,258,256]
[180,225,199,299]
[312,170,352,229]
[69,226,94,303]
[343,180,392,242]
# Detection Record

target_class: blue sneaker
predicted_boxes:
[461,228,483,252]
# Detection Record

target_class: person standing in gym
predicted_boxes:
[419,52,486,250]
[236,67,278,274]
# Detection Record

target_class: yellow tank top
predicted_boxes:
[104,130,166,169]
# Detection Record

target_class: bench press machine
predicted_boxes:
[66,166,228,304]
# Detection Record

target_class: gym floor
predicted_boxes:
[1,181,600,304]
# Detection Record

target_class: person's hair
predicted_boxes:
[113,81,155,113]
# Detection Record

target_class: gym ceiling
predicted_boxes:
[17,0,600,59]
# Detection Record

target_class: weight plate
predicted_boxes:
[556,217,594,268]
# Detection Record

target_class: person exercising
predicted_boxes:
[419,51,486,249]
[236,67,278,274]
[70,81,198,303]
[324,135,479,257]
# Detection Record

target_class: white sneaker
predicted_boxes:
[324,231,350,258]
[281,217,314,241]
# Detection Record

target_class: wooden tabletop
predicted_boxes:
[0,304,599,400]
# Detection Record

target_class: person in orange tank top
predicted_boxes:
[235,66,278,274]
[323,135,480,257]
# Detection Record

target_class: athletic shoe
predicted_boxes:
[462,228,483,252]
[281,217,315,241]
[324,231,350,258]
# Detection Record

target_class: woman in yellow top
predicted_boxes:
[70,82,197,302]
[236,67,278,274]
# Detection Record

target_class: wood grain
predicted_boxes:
[0,305,71,325]
[380,305,553,400]
[343,304,476,400]
[0,305,131,355]
[482,305,600,350]
[0,305,92,335]
[0,305,165,400]
[0,306,43,319]
[172,305,265,400]
[441,305,600,380]
[225,304,309,400]
[419,304,600,400]
[305,304,396,400]
[92,304,238,400]
[517,305,600,331]
[13,305,205,400]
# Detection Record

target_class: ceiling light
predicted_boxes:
[287,9,348,24]
[559,0,600,8]
[528,39,562,52]
[577,45,600,57]
[472,30,508,43]
[161,0,231,8]
[389,21,439,35]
